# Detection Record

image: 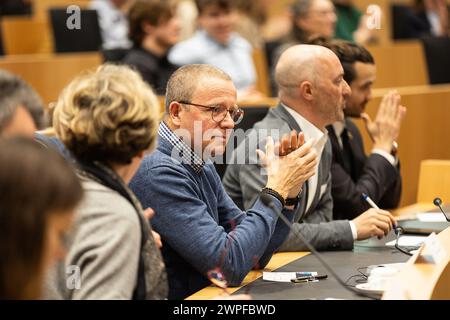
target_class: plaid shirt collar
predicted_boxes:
[158,121,205,174]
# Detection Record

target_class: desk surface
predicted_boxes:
[187,234,410,300]
[232,244,409,300]
[187,203,445,300]
[186,252,310,300]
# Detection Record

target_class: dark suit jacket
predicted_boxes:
[326,118,402,220]
[223,104,354,251]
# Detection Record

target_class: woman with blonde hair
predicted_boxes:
[46,64,167,299]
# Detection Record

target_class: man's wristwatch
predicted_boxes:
[285,195,300,206]
[285,188,302,206]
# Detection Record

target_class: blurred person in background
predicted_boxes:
[270,0,337,95]
[333,0,377,44]
[169,0,263,100]
[0,137,83,299]
[89,0,134,50]
[233,0,270,49]
[123,0,181,95]
[412,0,449,38]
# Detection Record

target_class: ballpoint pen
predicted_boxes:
[361,193,398,234]
[291,274,328,283]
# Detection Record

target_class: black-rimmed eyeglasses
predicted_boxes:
[178,101,244,124]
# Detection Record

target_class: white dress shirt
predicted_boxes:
[282,105,328,212]
[284,106,358,240]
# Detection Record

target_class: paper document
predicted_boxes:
[416,213,447,222]
[386,235,427,248]
[262,271,318,282]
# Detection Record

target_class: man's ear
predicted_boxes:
[299,81,314,102]
[169,101,183,126]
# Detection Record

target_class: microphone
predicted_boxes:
[260,193,380,300]
[433,197,450,222]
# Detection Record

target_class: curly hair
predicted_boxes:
[53,64,160,165]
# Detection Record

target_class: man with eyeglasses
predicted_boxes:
[130,64,318,299]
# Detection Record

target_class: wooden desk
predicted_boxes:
[187,244,409,300]
[187,201,447,300]
[186,252,309,300]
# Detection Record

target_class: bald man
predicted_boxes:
[223,45,396,251]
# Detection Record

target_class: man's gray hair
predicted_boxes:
[0,70,45,133]
[165,64,232,113]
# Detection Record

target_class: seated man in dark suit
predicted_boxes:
[310,37,406,220]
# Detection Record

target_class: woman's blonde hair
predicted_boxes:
[53,64,160,164]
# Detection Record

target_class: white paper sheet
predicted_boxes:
[262,271,317,282]
[416,213,447,222]
[386,235,427,247]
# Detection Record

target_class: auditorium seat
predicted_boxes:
[49,8,102,53]
[421,36,450,84]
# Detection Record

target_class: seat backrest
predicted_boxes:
[252,47,271,97]
[421,36,450,85]
[49,8,102,53]
[391,4,427,40]
[417,159,450,204]
[235,106,270,132]
[214,106,270,178]
[102,48,129,63]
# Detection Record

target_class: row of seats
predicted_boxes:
[2,7,450,86]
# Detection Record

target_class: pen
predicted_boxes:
[361,193,398,234]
